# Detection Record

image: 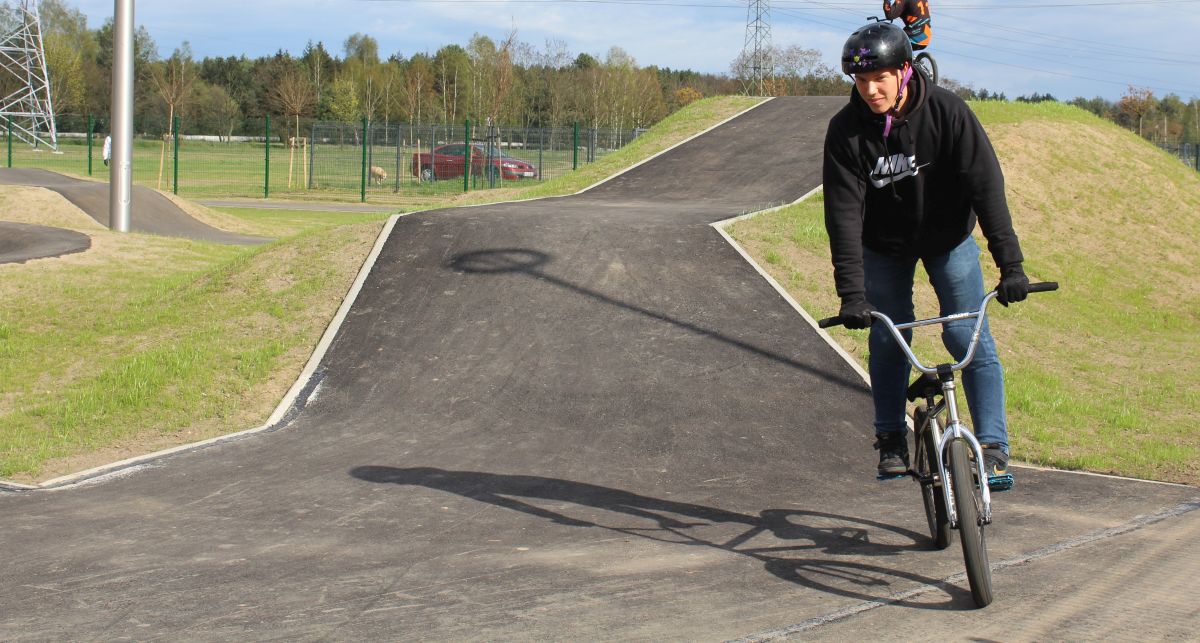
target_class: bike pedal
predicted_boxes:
[987,474,1015,492]
[876,472,908,481]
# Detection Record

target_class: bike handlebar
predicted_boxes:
[1027,281,1059,294]
[817,282,1058,330]
[818,281,1057,375]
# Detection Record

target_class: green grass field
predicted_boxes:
[9,131,628,203]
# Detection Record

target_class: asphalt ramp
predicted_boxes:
[1,98,1196,640]
[0,220,90,264]
[0,168,268,246]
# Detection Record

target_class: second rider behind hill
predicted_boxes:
[884,0,932,50]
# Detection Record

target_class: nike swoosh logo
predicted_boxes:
[870,162,931,188]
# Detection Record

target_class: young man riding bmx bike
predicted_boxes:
[822,21,1034,490]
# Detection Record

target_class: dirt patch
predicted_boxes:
[161,192,275,237]
[0,185,105,231]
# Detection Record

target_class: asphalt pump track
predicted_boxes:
[2,98,1196,640]
[0,168,266,263]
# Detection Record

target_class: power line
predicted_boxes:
[768,3,1198,96]
[363,0,1200,96]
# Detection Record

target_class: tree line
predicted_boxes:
[1087,88,1200,148]
[7,1,1193,150]
[938,79,1200,149]
[1,0,839,143]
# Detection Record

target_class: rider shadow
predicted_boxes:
[351,465,976,610]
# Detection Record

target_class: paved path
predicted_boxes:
[1,98,1196,640]
[199,198,397,213]
[0,168,268,246]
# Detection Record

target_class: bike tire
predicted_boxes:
[949,438,993,607]
[915,52,939,86]
[914,408,951,550]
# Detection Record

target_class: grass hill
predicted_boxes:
[729,101,1200,485]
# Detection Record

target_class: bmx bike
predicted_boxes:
[912,49,938,86]
[819,281,1058,607]
[866,15,939,85]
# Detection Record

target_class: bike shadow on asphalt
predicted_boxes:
[351,465,978,610]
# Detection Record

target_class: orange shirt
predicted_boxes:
[883,0,932,47]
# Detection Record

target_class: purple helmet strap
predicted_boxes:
[882,64,914,138]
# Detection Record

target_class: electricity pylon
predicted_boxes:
[741,0,773,96]
[0,0,58,151]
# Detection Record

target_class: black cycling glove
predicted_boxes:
[996,264,1030,307]
[839,298,877,329]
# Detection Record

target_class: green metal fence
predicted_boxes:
[1161,142,1200,172]
[4,114,641,203]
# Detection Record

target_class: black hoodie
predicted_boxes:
[822,70,1024,304]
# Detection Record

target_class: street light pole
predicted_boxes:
[109,0,134,232]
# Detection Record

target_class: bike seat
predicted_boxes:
[907,372,941,401]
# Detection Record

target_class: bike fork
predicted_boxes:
[936,379,993,526]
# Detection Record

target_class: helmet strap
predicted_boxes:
[882,64,914,138]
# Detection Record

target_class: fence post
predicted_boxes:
[264,115,271,199]
[463,118,471,193]
[172,116,180,195]
[429,124,436,182]
[308,123,316,190]
[572,122,579,170]
[538,127,544,182]
[393,122,401,193]
[6,118,11,168]
[87,114,94,176]
[360,118,368,203]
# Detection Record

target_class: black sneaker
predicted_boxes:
[874,432,909,479]
[982,445,1014,492]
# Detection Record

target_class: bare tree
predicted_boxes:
[43,32,85,117]
[206,85,241,142]
[270,65,315,135]
[269,65,315,186]
[401,56,431,128]
[1118,86,1155,138]
[147,44,196,189]
[489,31,518,125]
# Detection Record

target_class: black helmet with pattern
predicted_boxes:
[841,22,913,75]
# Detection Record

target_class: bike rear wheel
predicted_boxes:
[948,438,993,607]
[914,408,951,549]
[914,52,938,86]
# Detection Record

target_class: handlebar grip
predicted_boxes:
[1028,281,1058,293]
[817,316,844,329]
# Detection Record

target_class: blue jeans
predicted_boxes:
[864,236,1008,453]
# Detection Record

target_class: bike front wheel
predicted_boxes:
[948,438,993,607]
[914,52,939,86]
[915,408,951,549]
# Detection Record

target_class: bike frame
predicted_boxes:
[872,291,1001,526]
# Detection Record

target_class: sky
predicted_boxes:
[64,0,1200,102]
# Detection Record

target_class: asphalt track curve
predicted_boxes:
[1,98,1196,640]
[0,168,267,246]
[0,220,90,264]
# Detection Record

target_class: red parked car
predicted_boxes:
[412,144,538,182]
